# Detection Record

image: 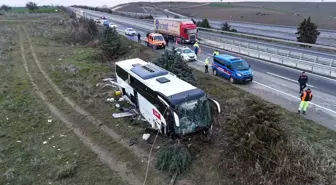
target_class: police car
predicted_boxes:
[174,47,197,62]
[125,28,137,36]
[212,54,253,83]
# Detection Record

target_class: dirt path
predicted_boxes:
[21,26,151,163]
[18,26,143,185]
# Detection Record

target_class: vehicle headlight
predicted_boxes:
[236,73,242,77]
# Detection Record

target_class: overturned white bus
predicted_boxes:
[115,58,221,138]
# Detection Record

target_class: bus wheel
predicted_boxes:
[229,77,235,84]
[200,127,212,142]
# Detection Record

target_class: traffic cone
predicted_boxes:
[175,39,178,45]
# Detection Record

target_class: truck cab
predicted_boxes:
[144,33,166,49]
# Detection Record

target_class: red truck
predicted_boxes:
[154,18,197,44]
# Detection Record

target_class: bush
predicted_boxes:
[196,18,211,28]
[156,145,192,175]
[153,51,196,85]
[223,98,336,184]
[100,28,128,61]
[56,162,77,179]
[225,98,286,160]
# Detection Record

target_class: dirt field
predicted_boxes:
[118,2,336,30]
[1,11,336,185]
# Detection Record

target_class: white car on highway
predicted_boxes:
[125,28,137,36]
[174,47,197,62]
[108,23,118,29]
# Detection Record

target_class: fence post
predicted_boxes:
[331,60,334,67]
[314,56,318,63]
[300,53,303,60]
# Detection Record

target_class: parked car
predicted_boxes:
[212,54,253,84]
[174,47,197,62]
[125,28,137,36]
[108,23,118,29]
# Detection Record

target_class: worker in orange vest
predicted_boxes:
[297,88,313,115]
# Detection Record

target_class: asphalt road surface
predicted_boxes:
[72,7,336,131]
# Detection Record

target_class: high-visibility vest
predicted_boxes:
[213,51,219,56]
[194,42,199,48]
[301,91,312,101]
[205,58,209,65]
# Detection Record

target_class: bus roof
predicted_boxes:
[116,58,200,98]
[215,54,245,63]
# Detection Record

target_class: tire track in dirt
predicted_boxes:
[21,26,151,162]
[18,26,143,185]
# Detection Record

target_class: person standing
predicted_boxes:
[165,36,169,46]
[298,71,308,93]
[297,88,313,115]
[193,41,200,56]
[213,50,219,56]
[137,33,141,43]
[204,57,210,73]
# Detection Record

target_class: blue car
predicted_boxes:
[212,54,253,83]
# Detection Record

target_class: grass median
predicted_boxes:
[1,11,335,185]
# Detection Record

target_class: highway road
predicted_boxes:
[116,5,336,47]
[82,9,336,61]
[72,7,336,131]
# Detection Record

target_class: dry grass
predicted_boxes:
[11,11,336,185]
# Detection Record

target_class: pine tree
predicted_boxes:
[154,51,196,85]
[221,22,231,31]
[100,28,127,61]
[196,18,211,28]
[296,16,320,45]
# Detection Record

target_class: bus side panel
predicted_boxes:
[116,75,167,131]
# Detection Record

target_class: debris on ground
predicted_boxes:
[43,141,48,144]
[115,104,120,108]
[142,133,150,141]
[16,140,21,143]
[118,97,125,102]
[112,111,137,118]
[47,119,52,123]
[128,138,138,146]
[106,98,115,102]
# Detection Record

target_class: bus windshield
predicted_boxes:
[174,96,211,135]
[232,61,249,71]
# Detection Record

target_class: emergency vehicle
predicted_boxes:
[154,18,197,44]
[115,58,221,138]
[144,33,166,49]
[212,55,253,84]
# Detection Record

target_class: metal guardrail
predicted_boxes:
[83,10,336,78]
[198,27,336,52]
[200,35,336,78]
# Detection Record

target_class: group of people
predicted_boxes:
[297,72,313,115]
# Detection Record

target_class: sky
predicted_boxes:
[1,0,335,8]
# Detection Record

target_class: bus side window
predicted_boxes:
[116,65,128,81]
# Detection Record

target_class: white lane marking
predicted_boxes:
[202,43,336,83]
[266,72,315,87]
[253,81,336,115]
[142,7,147,13]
